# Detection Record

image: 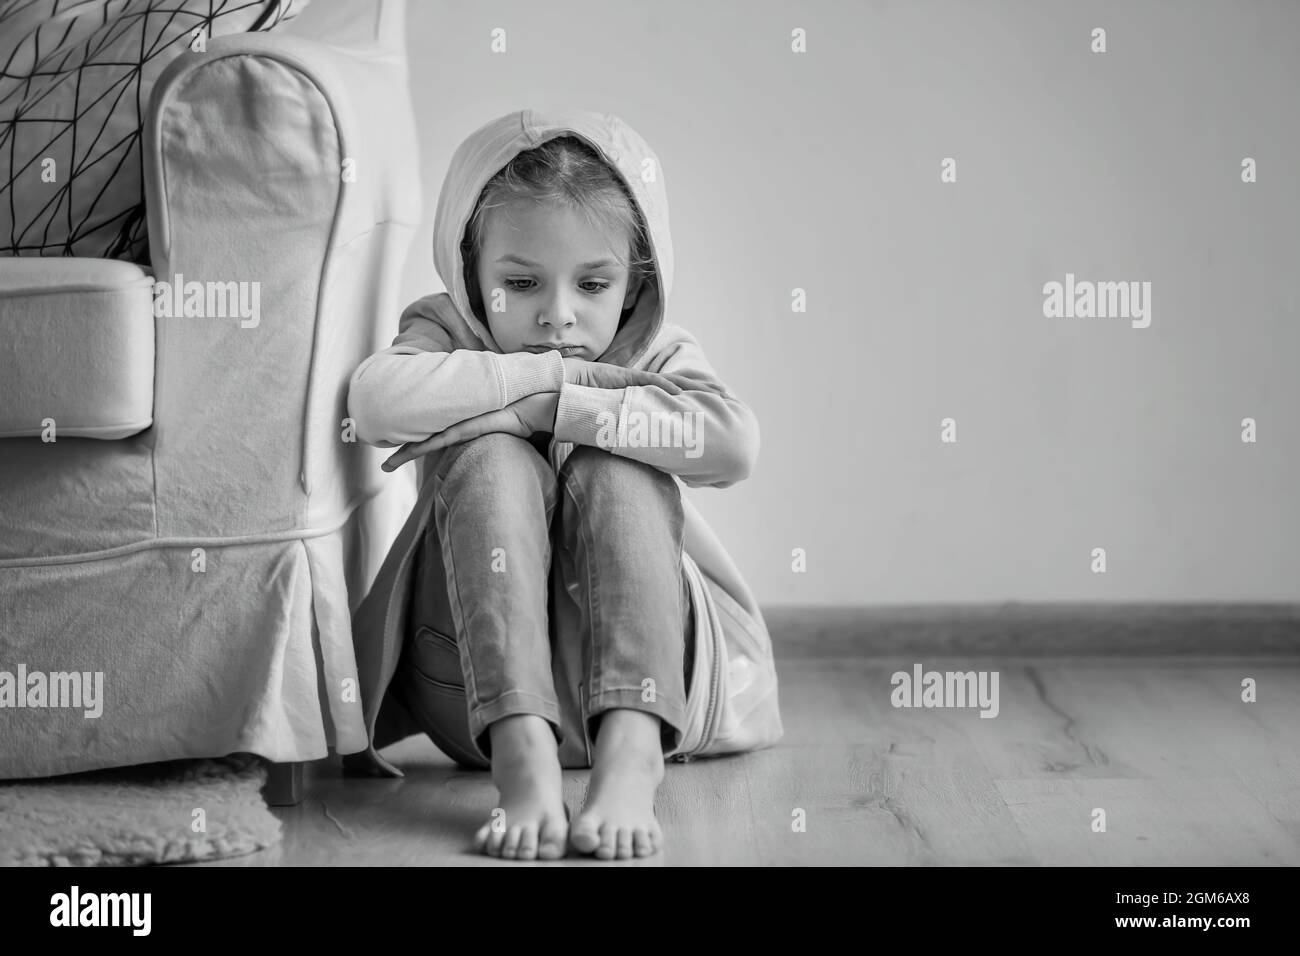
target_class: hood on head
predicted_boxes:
[432,108,672,368]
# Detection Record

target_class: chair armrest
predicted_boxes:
[0,258,154,440]
[139,30,422,537]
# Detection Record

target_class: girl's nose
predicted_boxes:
[538,291,577,329]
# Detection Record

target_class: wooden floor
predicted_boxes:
[201,656,1300,866]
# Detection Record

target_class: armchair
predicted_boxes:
[0,0,420,798]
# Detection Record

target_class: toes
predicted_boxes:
[596,822,618,860]
[570,813,602,854]
[501,825,524,859]
[482,812,510,856]
[515,824,540,861]
[571,812,664,860]
[481,814,560,861]
[539,816,569,860]
[487,826,508,856]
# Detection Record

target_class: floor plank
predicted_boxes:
[996,778,1296,866]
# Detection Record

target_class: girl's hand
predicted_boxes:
[381,393,558,471]
[561,357,725,395]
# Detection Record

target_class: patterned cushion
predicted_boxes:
[0,0,308,262]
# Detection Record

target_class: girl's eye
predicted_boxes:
[502,278,608,294]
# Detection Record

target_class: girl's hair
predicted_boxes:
[461,135,656,317]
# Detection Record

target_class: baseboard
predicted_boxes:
[761,603,1300,658]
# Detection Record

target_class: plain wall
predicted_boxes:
[398,0,1300,605]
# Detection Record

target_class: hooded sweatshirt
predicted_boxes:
[344,108,775,775]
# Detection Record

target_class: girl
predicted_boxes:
[346,108,781,861]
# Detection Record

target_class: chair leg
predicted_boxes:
[263,761,305,807]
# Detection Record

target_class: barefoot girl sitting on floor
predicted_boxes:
[346,108,782,861]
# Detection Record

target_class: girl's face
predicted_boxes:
[473,198,641,360]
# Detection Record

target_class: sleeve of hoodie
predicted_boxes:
[348,295,566,447]
[552,326,759,489]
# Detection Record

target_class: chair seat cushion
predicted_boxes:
[0,258,155,439]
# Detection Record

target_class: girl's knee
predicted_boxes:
[439,433,551,485]
[561,448,683,538]
[563,445,673,492]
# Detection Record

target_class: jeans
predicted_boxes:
[397,432,695,770]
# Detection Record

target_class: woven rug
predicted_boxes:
[0,754,282,866]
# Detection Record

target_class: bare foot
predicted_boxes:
[570,709,665,859]
[473,715,568,860]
